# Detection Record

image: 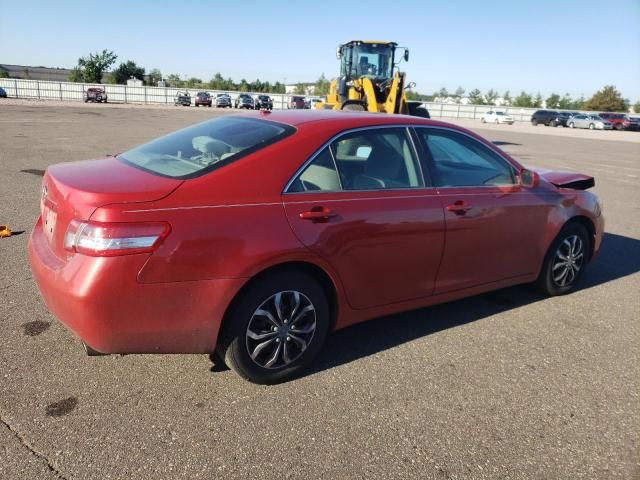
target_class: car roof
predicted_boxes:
[228,110,462,130]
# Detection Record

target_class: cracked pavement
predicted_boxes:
[0,102,638,479]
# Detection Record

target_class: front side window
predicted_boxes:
[119,117,294,179]
[417,128,516,187]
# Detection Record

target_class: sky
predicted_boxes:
[1,0,639,101]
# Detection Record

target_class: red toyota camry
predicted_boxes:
[29,111,604,383]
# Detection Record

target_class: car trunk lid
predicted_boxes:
[41,157,182,258]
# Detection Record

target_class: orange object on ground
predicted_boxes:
[0,225,12,237]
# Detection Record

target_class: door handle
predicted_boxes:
[299,206,337,223]
[446,200,472,216]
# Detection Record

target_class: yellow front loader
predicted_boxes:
[316,40,429,118]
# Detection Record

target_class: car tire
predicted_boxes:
[532,119,538,126]
[217,271,330,384]
[536,222,591,296]
[569,122,575,128]
[495,118,499,124]
[615,123,624,131]
[589,123,595,130]
[481,118,486,123]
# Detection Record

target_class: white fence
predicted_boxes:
[1,77,542,121]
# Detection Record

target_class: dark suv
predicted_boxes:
[83,87,107,103]
[531,110,569,127]
[194,92,212,107]
[598,113,639,131]
[254,95,273,110]
[235,93,255,109]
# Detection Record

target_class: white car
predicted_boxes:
[481,110,514,124]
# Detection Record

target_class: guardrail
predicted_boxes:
[1,77,549,121]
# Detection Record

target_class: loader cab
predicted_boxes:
[337,41,398,82]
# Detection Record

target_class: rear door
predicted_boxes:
[283,126,445,310]
[414,127,551,294]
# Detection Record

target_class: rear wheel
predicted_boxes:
[569,122,575,128]
[536,222,590,296]
[615,123,624,131]
[589,123,595,130]
[217,272,330,384]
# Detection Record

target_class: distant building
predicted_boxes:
[285,83,314,95]
[126,77,143,87]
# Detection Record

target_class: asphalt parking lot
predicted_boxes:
[1,102,638,480]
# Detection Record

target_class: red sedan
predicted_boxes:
[28,111,604,383]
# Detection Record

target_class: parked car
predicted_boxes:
[235,93,255,109]
[304,97,323,109]
[481,110,514,124]
[254,95,273,110]
[28,111,604,384]
[174,92,191,106]
[567,114,613,130]
[0,87,7,98]
[83,87,107,103]
[215,93,232,108]
[597,113,639,131]
[531,110,570,127]
[195,92,212,107]
[288,96,305,109]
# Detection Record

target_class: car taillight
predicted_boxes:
[64,220,170,257]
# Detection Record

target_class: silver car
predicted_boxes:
[567,114,613,130]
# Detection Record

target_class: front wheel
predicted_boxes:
[589,123,595,130]
[217,272,330,384]
[536,223,590,296]
[569,122,575,128]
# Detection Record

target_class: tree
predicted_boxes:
[148,68,162,86]
[110,60,145,84]
[546,93,561,109]
[571,95,585,110]
[165,74,183,88]
[76,49,117,83]
[0,66,8,78]
[513,91,533,107]
[532,92,543,108]
[633,101,640,114]
[438,87,449,98]
[558,93,574,109]
[485,88,498,105]
[584,85,628,112]
[294,83,306,94]
[68,67,83,83]
[184,77,203,88]
[313,74,331,96]
[22,68,31,79]
[454,86,465,98]
[468,88,485,105]
[503,91,512,105]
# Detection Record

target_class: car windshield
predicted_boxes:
[119,117,294,179]
[341,42,394,80]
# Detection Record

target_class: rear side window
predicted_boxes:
[417,128,516,187]
[119,117,294,179]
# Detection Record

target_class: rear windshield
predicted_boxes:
[119,116,295,179]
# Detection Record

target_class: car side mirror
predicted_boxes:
[520,168,539,188]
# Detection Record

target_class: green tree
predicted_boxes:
[110,60,145,84]
[584,85,628,112]
[513,91,533,107]
[558,93,573,109]
[454,86,465,100]
[313,74,331,96]
[147,68,162,86]
[68,67,83,82]
[468,88,485,105]
[76,49,117,83]
[165,74,183,88]
[0,66,9,78]
[184,77,203,88]
[532,92,543,108]
[503,91,512,105]
[571,95,585,110]
[546,93,561,109]
[293,83,306,94]
[485,88,498,105]
[438,87,449,98]
[273,82,286,94]
[633,101,640,114]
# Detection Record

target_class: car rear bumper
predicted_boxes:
[28,217,245,354]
